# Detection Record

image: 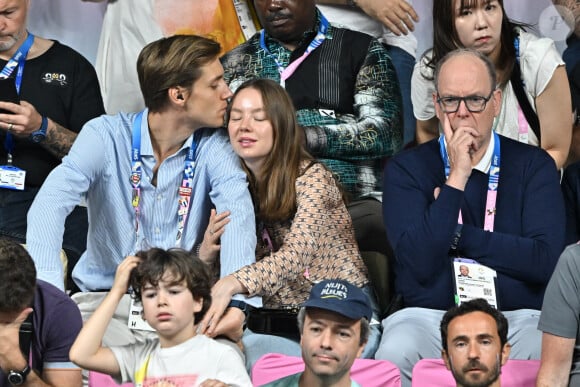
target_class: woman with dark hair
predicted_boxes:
[198,78,380,368]
[412,0,572,169]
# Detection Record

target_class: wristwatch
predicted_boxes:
[7,364,31,385]
[346,0,357,6]
[30,116,48,143]
[450,224,463,252]
[229,300,249,316]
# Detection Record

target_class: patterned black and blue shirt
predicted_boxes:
[221,10,403,200]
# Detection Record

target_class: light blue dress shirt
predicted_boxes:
[26,111,258,302]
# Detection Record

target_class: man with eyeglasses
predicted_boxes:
[374,48,565,387]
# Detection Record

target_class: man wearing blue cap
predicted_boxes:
[262,279,371,387]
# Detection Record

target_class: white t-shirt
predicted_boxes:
[316,4,417,58]
[110,334,252,387]
[411,29,564,146]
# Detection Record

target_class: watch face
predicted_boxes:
[7,371,25,385]
[31,133,46,143]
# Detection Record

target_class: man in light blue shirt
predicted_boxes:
[26,35,257,347]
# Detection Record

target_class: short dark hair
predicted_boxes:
[297,307,370,346]
[0,239,36,313]
[440,299,508,352]
[137,34,221,112]
[130,248,212,323]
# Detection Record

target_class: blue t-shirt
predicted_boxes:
[0,280,82,387]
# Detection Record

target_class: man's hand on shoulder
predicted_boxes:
[356,0,419,36]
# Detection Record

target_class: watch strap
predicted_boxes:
[228,300,249,316]
[30,116,48,142]
[450,224,463,252]
[8,363,31,385]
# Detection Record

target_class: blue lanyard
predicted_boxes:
[130,111,200,248]
[1,32,34,159]
[260,13,329,87]
[439,131,501,231]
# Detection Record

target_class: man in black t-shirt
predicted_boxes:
[0,0,104,289]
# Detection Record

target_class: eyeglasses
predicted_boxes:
[436,91,494,113]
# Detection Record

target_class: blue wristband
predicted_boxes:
[30,116,48,143]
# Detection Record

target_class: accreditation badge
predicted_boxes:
[128,298,155,332]
[0,165,25,190]
[453,258,498,308]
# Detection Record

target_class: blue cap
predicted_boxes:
[303,280,372,321]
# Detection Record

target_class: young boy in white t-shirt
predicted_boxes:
[69,247,251,387]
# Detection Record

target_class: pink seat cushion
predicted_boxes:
[252,353,401,387]
[88,371,132,387]
[411,358,540,387]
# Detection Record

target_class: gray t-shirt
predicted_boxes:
[538,243,580,386]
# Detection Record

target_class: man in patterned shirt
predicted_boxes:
[221,0,403,256]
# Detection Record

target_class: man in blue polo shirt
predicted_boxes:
[0,238,82,387]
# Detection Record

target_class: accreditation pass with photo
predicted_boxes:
[453,258,498,308]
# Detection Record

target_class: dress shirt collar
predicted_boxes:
[138,109,193,157]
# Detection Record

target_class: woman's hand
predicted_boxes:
[198,209,230,264]
[199,275,246,335]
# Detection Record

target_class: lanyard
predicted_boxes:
[231,0,258,41]
[513,35,530,144]
[130,111,199,249]
[1,32,34,160]
[259,13,329,87]
[439,131,501,232]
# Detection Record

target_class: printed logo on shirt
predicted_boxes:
[41,72,68,87]
[139,374,199,387]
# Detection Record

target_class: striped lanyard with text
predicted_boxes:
[439,131,501,231]
[130,111,199,249]
[259,13,329,88]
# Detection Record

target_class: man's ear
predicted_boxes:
[169,87,187,104]
[192,296,203,314]
[356,341,366,358]
[500,342,511,366]
[442,349,452,370]
[433,91,442,120]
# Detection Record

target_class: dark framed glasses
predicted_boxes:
[436,91,494,113]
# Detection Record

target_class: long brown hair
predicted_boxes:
[227,79,312,222]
